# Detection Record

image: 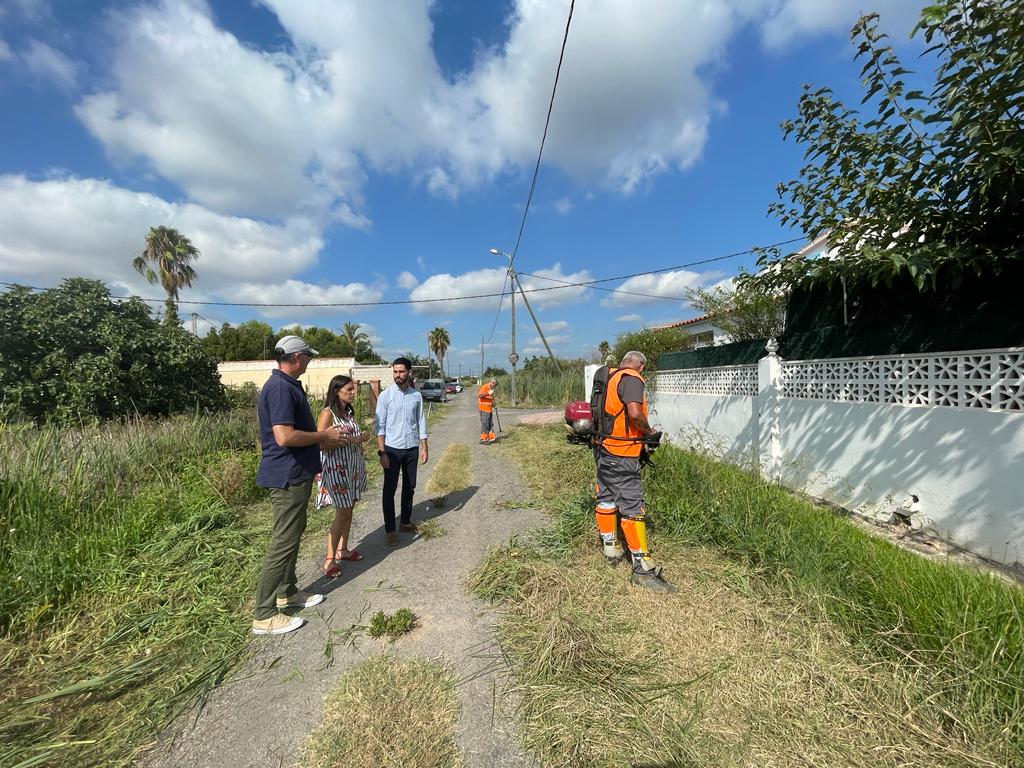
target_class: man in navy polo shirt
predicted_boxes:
[252,335,345,636]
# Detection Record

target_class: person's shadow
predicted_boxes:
[299,485,480,598]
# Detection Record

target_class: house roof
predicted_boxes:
[650,314,713,330]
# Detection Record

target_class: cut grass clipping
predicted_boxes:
[426,443,472,507]
[301,655,461,768]
[415,519,447,539]
[368,608,416,641]
[473,424,1022,767]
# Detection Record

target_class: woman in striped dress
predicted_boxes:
[316,375,370,576]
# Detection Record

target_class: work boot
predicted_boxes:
[604,553,624,568]
[629,567,676,593]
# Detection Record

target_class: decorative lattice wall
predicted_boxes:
[656,365,758,397]
[780,349,1024,411]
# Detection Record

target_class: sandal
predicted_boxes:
[335,549,364,561]
[322,557,342,578]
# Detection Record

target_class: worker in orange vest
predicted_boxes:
[593,351,672,592]
[477,378,498,444]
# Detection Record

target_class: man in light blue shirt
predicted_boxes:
[375,357,429,544]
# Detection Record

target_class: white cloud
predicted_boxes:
[0,174,323,300]
[396,270,419,290]
[541,320,570,333]
[408,263,591,314]
[22,39,78,90]
[616,314,642,323]
[601,269,707,308]
[554,197,572,215]
[3,0,52,23]
[0,39,13,62]
[75,0,364,219]
[225,279,384,319]
[759,0,928,49]
[72,0,795,224]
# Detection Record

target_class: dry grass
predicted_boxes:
[300,655,462,768]
[472,425,1013,767]
[473,540,1003,768]
[426,443,472,500]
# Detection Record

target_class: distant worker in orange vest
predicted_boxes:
[478,378,498,444]
[594,351,673,592]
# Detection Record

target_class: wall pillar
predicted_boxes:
[757,338,783,480]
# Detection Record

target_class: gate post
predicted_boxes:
[758,338,783,480]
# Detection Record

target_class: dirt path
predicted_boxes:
[144,396,557,768]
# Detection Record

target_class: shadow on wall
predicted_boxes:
[777,400,1024,565]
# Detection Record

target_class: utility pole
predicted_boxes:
[514,277,561,374]
[510,270,517,406]
[489,248,561,403]
[426,333,432,378]
[480,334,484,382]
[190,312,198,335]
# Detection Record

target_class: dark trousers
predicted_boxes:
[254,479,313,620]
[382,446,419,532]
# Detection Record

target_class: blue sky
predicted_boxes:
[0,0,929,374]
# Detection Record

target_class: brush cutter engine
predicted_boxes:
[564,400,593,444]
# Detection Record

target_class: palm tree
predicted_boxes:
[340,321,370,353]
[133,226,200,325]
[428,327,451,380]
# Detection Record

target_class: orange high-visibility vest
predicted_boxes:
[602,368,647,458]
[477,383,494,413]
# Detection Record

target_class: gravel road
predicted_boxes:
[143,395,558,768]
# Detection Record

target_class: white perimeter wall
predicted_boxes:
[651,350,1024,568]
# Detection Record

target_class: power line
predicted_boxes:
[0,236,806,308]
[485,270,510,344]
[516,236,805,288]
[508,0,575,271]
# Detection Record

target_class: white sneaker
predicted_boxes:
[276,591,325,609]
[252,614,305,635]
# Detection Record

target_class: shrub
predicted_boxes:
[0,279,228,423]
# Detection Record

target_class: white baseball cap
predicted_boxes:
[275,335,319,356]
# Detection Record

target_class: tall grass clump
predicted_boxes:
[0,410,271,767]
[486,424,1024,761]
[492,370,584,408]
[0,410,257,630]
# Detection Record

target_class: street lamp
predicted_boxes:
[491,247,518,407]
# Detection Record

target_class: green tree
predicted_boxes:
[428,327,451,379]
[747,1,1024,295]
[0,279,226,423]
[203,320,275,361]
[596,340,612,364]
[132,226,200,325]
[685,284,787,341]
[340,322,370,350]
[610,326,694,374]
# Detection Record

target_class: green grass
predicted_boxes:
[415,519,447,539]
[368,608,417,641]
[300,655,461,768]
[0,411,272,768]
[491,370,584,408]
[425,444,472,502]
[472,424,1022,766]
